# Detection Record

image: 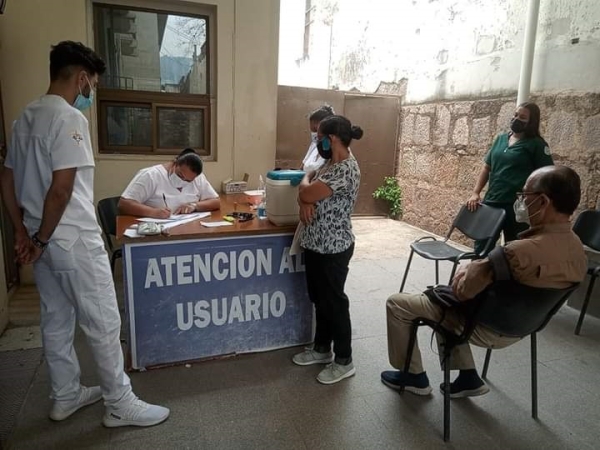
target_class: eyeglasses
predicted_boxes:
[516,191,542,201]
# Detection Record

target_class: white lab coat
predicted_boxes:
[121,164,219,211]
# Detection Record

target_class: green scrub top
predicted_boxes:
[484,132,554,203]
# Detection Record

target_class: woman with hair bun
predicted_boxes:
[292,115,363,385]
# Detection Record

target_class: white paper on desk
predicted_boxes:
[123,228,142,238]
[289,222,304,256]
[162,215,205,230]
[136,212,211,223]
[200,221,234,228]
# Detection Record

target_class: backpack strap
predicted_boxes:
[487,246,512,281]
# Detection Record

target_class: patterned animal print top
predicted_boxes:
[300,155,361,254]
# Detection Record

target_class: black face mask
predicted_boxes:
[510,118,528,134]
[316,137,332,160]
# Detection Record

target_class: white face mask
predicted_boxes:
[513,195,542,225]
[310,131,318,142]
[169,170,190,189]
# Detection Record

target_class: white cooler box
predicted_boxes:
[266,170,306,226]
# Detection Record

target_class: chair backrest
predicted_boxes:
[572,209,600,251]
[97,196,120,252]
[447,204,506,255]
[472,281,579,337]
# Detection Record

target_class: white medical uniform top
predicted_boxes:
[302,139,327,173]
[121,165,219,211]
[5,95,103,251]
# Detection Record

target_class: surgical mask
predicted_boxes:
[513,196,542,225]
[73,77,94,111]
[169,170,191,189]
[316,136,332,159]
[310,132,318,142]
[510,118,527,134]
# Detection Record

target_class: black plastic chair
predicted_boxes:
[399,204,506,292]
[403,281,578,442]
[571,210,600,335]
[97,196,122,274]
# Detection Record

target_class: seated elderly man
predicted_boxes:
[381,165,587,398]
[118,148,220,219]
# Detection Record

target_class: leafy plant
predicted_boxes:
[372,176,403,219]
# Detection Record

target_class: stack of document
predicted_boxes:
[124,212,212,238]
[135,212,211,224]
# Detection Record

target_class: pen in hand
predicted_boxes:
[162,194,169,210]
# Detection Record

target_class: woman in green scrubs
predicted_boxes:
[467,102,554,254]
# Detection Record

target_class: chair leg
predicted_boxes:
[399,250,415,293]
[531,333,538,419]
[448,261,458,284]
[481,349,492,379]
[443,351,451,442]
[401,322,419,394]
[110,252,117,275]
[434,260,440,285]
[574,275,597,335]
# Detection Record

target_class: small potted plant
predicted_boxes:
[373,176,403,220]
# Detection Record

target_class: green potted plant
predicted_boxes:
[373,176,403,219]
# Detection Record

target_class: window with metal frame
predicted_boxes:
[93,3,214,156]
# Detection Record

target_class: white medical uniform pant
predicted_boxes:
[33,237,132,406]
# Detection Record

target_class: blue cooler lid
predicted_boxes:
[267,170,305,186]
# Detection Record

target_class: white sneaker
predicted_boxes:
[49,385,102,421]
[103,397,170,428]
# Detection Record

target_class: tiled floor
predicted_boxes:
[4,218,600,449]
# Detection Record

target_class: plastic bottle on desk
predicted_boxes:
[257,175,267,219]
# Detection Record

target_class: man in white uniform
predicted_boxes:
[0,41,169,427]
[119,148,220,218]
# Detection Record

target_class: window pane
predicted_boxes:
[95,6,208,94]
[158,108,205,152]
[106,106,152,147]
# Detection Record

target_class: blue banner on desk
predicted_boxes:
[124,233,313,369]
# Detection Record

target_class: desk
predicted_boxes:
[117,194,313,370]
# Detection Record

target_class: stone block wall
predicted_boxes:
[397,93,600,241]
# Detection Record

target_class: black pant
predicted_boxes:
[474,201,528,255]
[304,244,355,364]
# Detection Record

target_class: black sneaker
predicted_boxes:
[440,376,490,399]
[380,370,433,396]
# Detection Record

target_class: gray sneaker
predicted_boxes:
[317,362,356,385]
[292,347,334,366]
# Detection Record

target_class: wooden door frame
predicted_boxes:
[0,81,20,291]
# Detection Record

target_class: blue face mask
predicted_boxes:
[316,136,332,159]
[73,77,94,111]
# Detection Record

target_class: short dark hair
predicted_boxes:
[319,115,364,147]
[50,41,106,81]
[176,153,203,175]
[178,148,197,157]
[309,104,334,123]
[531,165,581,215]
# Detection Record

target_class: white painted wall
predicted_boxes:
[279,0,600,103]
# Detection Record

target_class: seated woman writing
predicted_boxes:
[118,148,220,219]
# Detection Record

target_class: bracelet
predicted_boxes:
[32,232,49,251]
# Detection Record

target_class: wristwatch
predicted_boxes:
[32,232,49,251]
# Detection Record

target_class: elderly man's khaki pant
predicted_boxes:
[386,293,519,373]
